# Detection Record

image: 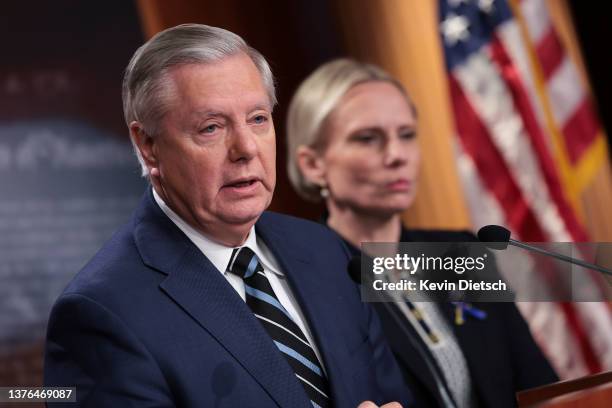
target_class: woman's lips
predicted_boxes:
[386,179,412,191]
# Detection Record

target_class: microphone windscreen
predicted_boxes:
[477,225,511,250]
[348,255,362,284]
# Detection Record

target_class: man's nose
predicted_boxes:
[228,124,258,162]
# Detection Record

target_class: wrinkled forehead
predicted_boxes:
[162,56,272,116]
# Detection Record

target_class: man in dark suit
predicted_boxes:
[44,24,410,408]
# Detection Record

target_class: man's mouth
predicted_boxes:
[224,178,259,188]
[230,180,255,187]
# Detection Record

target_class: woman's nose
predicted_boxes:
[383,136,408,167]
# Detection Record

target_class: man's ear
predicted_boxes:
[296,145,327,187]
[129,121,159,177]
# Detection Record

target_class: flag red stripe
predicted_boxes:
[559,302,603,374]
[562,98,600,164]
[489,35,588,242]
[535,28,564,80]
[449,76,546,240]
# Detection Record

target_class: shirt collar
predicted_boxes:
[153,188,283,277]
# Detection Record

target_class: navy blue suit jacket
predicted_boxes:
[44,190,412,407]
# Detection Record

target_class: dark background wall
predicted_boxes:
[0,1,145,398]
[568,0,612,152]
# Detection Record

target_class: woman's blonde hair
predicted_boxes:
[286,58,414,201]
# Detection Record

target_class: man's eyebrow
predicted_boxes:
[248,103,272,113]
[192,110,225,118]
[190,104,271,118]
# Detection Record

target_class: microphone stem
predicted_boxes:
[509,239,612,276]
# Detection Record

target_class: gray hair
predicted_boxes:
[122,23,277,176]
[286,58,415,202]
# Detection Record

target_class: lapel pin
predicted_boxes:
[452,302,487,325]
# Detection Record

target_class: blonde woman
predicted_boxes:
[286,58,557,408]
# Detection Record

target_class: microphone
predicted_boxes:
[477,225,612,276]
[477,225,511,249]
[347,255,458,408]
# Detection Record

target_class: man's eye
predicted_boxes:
[253,115,268,124]
[201,124,218,133]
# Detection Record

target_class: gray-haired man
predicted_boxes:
[44,24,411,408]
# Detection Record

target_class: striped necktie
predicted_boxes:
[228,247,330,408]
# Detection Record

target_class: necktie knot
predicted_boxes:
[228,247,261,279]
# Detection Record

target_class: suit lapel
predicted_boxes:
[133,191,310,408]
[372,302,446,403]
[255,216,353,405]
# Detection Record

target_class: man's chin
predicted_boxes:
[212,196,272,229]
[222,213,261,226]
[219,205,267,226]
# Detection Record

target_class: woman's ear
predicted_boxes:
[296,145,327,187]
[129,121,159,176]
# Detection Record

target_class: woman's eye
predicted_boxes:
[400,131,416,140]
[353,133,377,143]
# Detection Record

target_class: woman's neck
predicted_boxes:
[327,204,402,248]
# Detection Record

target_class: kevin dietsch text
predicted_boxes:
[373,279,508,292]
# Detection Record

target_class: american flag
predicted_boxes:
[438,0,611,378]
